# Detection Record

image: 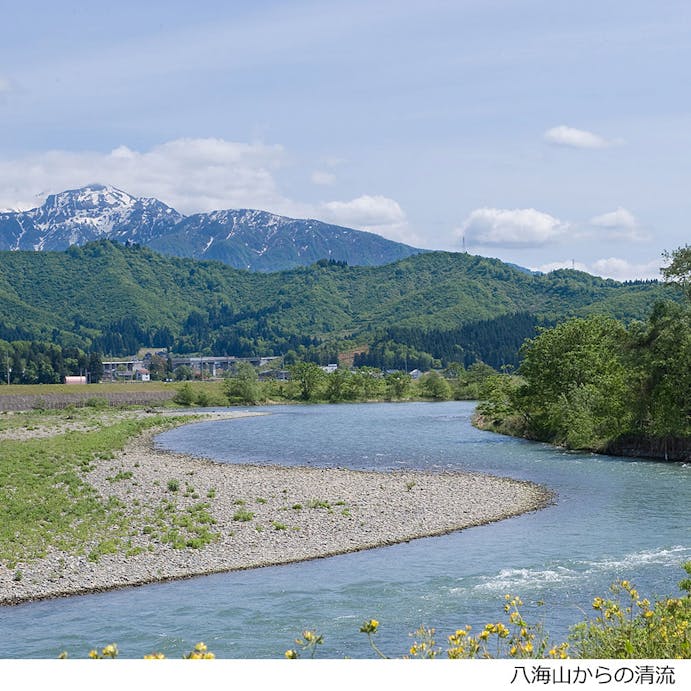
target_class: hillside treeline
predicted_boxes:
[0,241,680,364]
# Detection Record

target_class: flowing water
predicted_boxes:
[1,401,689,658]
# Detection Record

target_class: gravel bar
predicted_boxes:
[0,412,554,605]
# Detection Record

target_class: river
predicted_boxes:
[1,401,689,658]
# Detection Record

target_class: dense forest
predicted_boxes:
[0,241,680,370]
[354,313,542,370]
[0,341,103,385]
[477,246,691,460]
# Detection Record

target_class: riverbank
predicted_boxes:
[0,410,553,606]
[472,411,691,462]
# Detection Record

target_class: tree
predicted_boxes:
[173,365,193,381]
[88,352,104,383]
[516,316,633,448]
[417,370,452,400]
[662,245,691,300]
[627,301,691,441]
[173,382,195,406]
[385,371,411,400]
[351,367,385,400]
[324,368,354,402]
[147,354,168,381]
[289,362,326,401]
[224,362,262,405]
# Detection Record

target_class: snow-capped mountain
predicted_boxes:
[0,184,183,251]
[0,184,423,271]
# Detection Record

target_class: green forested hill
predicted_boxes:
[0,241,678,364]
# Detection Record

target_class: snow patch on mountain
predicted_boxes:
[0,184,425,270]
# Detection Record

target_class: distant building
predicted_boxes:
[321,363,339,374]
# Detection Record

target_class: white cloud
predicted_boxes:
[320,194,418,244]
[590,257,661,281]
[591,207,637,229]
[589,207,649,241]
[534,257,662,281]
[460,207,568,248]
[0,139,419,244]
[0,138,289,214]
[534,260,590,274]
[311,170,336,186]
[544,125,619,149]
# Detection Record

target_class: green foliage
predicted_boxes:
[288,362,326,401]
[385,371,411,400]
[172,383,195,406]
[476,290,691,455]
[662,245,691,300]
[223,362,263,404]
[516,315,633,448]
[627,301,691,441]
[417,370,453,400]
[0,242,679,365]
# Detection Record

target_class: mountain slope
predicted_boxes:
[0,184,424,271]
[0,241,677,360]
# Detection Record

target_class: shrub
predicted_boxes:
[232,508,254,522]
[172,383,195,406]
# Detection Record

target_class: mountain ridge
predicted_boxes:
[0,184,425,271]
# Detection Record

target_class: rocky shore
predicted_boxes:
[0,411,553,606]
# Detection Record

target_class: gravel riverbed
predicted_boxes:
[0,411,553,606]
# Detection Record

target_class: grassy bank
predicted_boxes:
[0,410,197,567]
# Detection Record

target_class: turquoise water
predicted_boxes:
[1,401,689,658]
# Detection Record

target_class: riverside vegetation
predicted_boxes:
[475,246,691,460]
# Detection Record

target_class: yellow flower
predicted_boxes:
[360,619,379,634]
[88,650,98,659]
[495,623,509,638]
[285,649,298,659]
[101,644,118,658]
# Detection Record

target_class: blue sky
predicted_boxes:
[1,0,690,278]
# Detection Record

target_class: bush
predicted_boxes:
[85,397,109,409]
[172,383,195,406]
